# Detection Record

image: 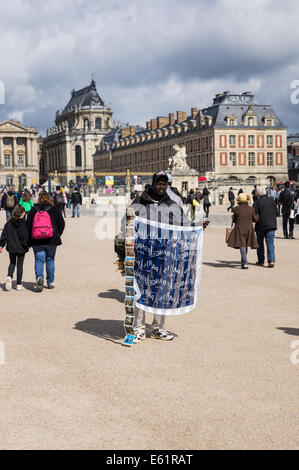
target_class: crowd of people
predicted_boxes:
[226,181,299,269]
[0,184,84,291]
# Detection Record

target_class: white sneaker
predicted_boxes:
[5,276,12,291]
[133,331,146,343]
[151,328,174,341]
[16,284,22,291]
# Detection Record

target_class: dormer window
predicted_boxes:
[226,114,237,126]
[243,106,257,126]
[248,117,254,126]
[263,114,274,127]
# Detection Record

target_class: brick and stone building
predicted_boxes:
[94,91,288,192]
[43,80,113,186]
[0,120,39,188]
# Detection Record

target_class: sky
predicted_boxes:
[0,0,299,135]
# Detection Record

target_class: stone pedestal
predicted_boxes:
[169,168,199,192]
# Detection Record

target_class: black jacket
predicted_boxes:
[254,196,277,232]
[279,189,295,215]
[1,191,18,210]
[0,218,29,254]
[71,191,82,205]
[26,204,65,246]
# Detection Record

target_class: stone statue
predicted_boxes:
[168,144,190,171]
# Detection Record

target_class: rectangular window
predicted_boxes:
[229,119,235,126]
[18,154,24,167]
[17,138,24,145]
[267,135,273,145]
[248,152,255,166]
[248,117,254,126]
[3,138,11,145]
[267,152,273,166]
[266,119,272,126]
[6,175,13,186]
[229,135,236,146]
[248,135,255,145]
[230,152,237,166]
[4,154,10,167]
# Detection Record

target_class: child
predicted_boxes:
[0,204,29,291]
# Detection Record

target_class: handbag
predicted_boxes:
[226,219,234,243]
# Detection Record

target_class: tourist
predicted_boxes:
[0,204,29,291]
[53,186,67,217]
[202,187,211,217]
[187,188,200,222]
[227,192,258,269]
[1,186,18,221]
[266,185,276,201]
[227,187,235,212]
[251,185,258,205]
[279,181,295,239]
[254,186,277,268]
[26,191,65,291]
[71,186,82,218]
[19,190,34,214]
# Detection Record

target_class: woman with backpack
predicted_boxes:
[26,191,65,292]
[19,190,34,214]
[1,187,18,221]
[0,204,29,291]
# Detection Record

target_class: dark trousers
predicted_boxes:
[203,204,210,217]
[8,253,25,284]
[228,200,235,211]
[282,213,294,238]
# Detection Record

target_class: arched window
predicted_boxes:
[75,145,82,167]
[95,117,102,129]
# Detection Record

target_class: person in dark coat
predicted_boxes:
[1,187,18,221]
[254,186,277,268]
[227,187,235,212]
[0,204,29,290]
[279,181,295,239]
[71,186,82,218]
[26,191,65,291]
[227,192,258,269]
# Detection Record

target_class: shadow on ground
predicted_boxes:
[98,289,124,303]
[74,318,124,344]
[277,327,299,336]
[203,260,257,269]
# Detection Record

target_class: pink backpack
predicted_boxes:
[32,208,53,239]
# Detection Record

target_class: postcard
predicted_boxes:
[123,334,135,346]
[125,286,135,297]
[124,316,135,327]
[125,277,134,287]
[125,306,134,315]
[126,247,135,257]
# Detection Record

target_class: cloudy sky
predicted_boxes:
[0,0,299,135]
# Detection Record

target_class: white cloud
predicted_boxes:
[0,0,298,132]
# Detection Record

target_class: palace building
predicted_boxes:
[94,91,288,190]
[43,80,113,186]
[0,119,39,188]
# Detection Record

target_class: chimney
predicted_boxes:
[146,121,151,130]
[223,91,231,95]
[157,116,169,128]
[191,107,197,119]
[150,119,157,130]
[121,127,131,138]
[130,125,135,136]
[169,113,175,125]
[176,111,187,123]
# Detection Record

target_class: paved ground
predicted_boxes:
[0,209,298,450]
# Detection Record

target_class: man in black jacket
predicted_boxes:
[279,181,295,239]
[254,186,277,268]
[71,187,82,218]
[1,187,18,221]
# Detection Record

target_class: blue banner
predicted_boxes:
[134,217,203,315]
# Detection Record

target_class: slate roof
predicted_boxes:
[201,93,286,128]
[61,80,104,115]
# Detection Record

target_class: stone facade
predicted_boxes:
[287,134,299,182]
[0,120,39,188]
[43,80,113,186]
[94,91,288,193]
